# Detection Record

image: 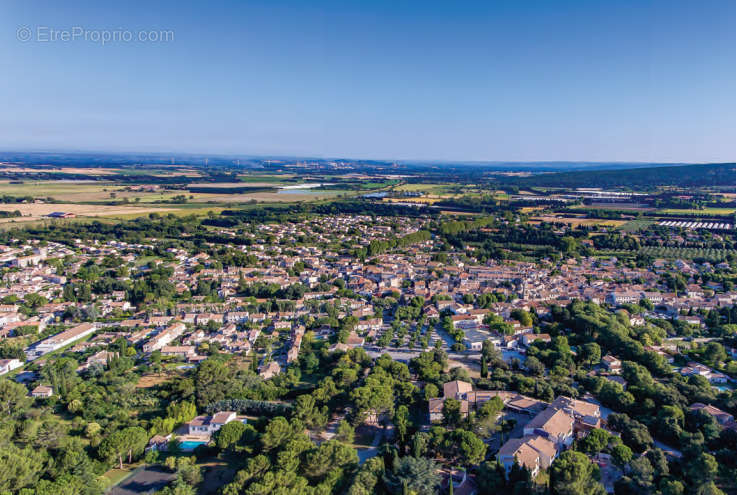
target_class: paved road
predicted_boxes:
[653,439,683,459]
[357,426,385,465]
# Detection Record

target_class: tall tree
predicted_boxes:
[550,451,606,495]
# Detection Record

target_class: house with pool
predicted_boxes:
[150,411,249,451]
[187,411,247,437]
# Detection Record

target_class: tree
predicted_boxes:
[445,429,487,465]
[561,236,579,255]
[656,405,684,442]
[703,342,726,366]
[474,397,503,437]
[336,420,355,444]
[0,379,33,416]
[646,448,669,479]
[579,428,610,455]
[42,357,79,398]
[524,356,545,376]
[607,413,652,452]
[424,383,439,401]
[194,359,233,408]
[0,444,46,492]
[629,456,654,490]
[158,480,196,495]
[347,457,385,495]
[23,293,47,309]
[550,450,606,495]
[511,309,533,327]
[216,421,248,451]
[611,444,632,469]
[261,416,294,451]
[442,398,462,427]
[410,432,430,458]
[383,456,441,495]
[294,394,328,429]
[98,427,148,469]
[303,440,358,480]
[85,422,102,439]
[476,460,507,495]
[660,480,684,495]
[481,339,502,366]
[580,342,601,366]
[696,482,726,495]
[688,452,719,486]
[394,405,410,446]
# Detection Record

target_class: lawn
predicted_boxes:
[136,372,180,389]
[104,468,134,487]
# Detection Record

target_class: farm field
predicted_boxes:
[0,180,353,205]
[519,206,546,213]
[570,203,654,211]
[530,215,626,227]
[656,208,736,215]
[383,196,444,204]
[639,246,737,262]
[0,203,176,222]
[619,219,655,232]
[0,181,173,202]
[236,174,296,183]
[392,183,453,194]
[0,166,121,175]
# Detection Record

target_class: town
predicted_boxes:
[0,184,736,495]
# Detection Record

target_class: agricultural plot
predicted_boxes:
[531,216,625,227]
[0,179,352,206]
[619,219,655,232]
[639,246,737,262]
[657,208,735,215]
[393,183,455,194]
[0,166,120,175]
[0,203,176,222]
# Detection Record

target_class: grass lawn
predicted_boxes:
[136,372,180,389]
[134,255,159,267]
[103,467,135,486]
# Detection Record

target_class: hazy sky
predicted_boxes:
[1,0,734,162]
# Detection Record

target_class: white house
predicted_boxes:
[187,411,246,436]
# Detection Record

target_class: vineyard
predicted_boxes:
[639,246,737,262]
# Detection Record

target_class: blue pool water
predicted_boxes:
[179,440,207,451]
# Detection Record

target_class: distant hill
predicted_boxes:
[499,162,735,189]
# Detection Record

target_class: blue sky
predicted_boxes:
[1,0,734,162]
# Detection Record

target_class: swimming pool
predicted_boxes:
[179,440,207,451]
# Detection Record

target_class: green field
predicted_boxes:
[657,208,735,215]
[639,246,737,262]
[619,219,655,232]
